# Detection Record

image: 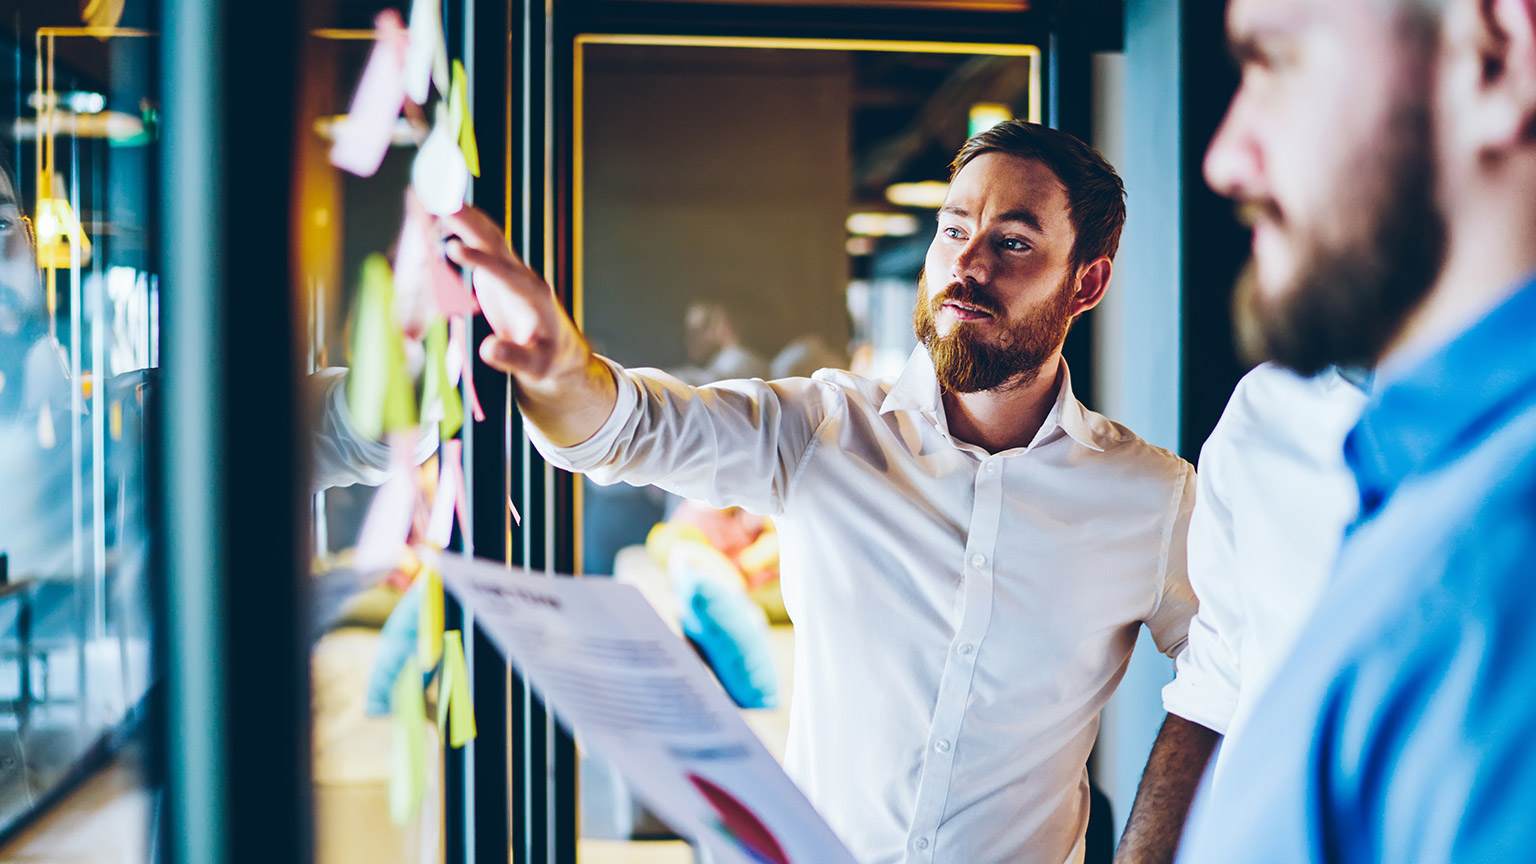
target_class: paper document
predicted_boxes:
[434,551,858,864]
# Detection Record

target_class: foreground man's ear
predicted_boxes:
[1458,0,1536,155]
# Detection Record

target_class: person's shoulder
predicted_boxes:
[806,365,889,405]
[1077,406,1193,483]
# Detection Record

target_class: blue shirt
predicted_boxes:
[1177,273,1536,864]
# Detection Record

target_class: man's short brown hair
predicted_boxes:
[951,120,1127,270]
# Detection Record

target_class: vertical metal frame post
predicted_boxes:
[158,0,310,862]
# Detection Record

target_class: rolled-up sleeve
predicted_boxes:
[526,356,839,515]
[1160,432,1243,735]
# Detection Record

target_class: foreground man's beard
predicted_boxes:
[914,271,1074,393]
[1235,87,1445,376]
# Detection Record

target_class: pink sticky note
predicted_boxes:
[429,252,480,318]
[449,317,486,422]
[427,439,466,548]
[392,192,433,337]
[331,10,408,178]
[354,467,416,574]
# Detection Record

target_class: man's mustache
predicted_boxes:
[1236,199,1282,229]
[934,280,1001,317]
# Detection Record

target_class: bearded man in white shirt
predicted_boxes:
[449,120,1219,864]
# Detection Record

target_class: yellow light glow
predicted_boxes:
[34,195,92,269]
[969,102,1012,138]
[885,181,950,209]
[846,212,920,237]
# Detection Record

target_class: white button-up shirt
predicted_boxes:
[1162,363,1367,765]
[533,347,1201,864]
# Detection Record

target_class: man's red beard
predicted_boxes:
[913,270,1075,394]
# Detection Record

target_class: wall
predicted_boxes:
[581,45,852,370]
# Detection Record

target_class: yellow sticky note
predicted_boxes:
[347,254,418,440]
[450,60,480,178]
[422,316,463,441]
[437,629,478,748]
[389,656,427,826]
[417,568,444,669]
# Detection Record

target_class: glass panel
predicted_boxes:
[296,3,478,862]
[573,37,1038,862]
[0,7,158,854]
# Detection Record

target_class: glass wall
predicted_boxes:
[0,6,158,855]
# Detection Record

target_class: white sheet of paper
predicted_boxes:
[434,552,857,864]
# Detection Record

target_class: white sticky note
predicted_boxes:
[353,437,419,573]
[331,11,408,178]
[404,0,449,105]
[412,104,470,217]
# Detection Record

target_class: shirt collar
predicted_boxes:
[879,345,1104,453]
[1346,272,1536,518]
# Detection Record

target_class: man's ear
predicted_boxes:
[1464,0,1536,152]
[1070,256,1112,317]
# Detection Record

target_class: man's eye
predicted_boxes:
[0,219,12,232]
[942,226,964,240]
[1000,238,1029,251]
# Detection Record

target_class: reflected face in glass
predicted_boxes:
[1204,0,1444,374]
[916,152,1077,393]
[0,167,40,340]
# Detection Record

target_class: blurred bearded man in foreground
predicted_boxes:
[1173,0,1536,861]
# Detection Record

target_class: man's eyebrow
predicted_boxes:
[939,205,1043,233]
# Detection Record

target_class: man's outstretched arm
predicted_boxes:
[1113,714,1220,864]
[443,205,616,447]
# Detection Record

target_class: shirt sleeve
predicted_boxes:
[1144,460,1199,659]
[1160,426,1243,735]
[526,356,838,515]
[310,367,439,490]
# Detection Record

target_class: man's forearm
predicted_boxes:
[1113,714,1221,864]
[514,349,619,448]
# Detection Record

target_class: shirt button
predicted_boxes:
[985,461,997,473]
[971,554,986,568]
[958,643,974,655]
[935,739,951,753]
[915,838,930,851]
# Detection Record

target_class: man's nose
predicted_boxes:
[952,236,992,284]
[1203,97,1264,202]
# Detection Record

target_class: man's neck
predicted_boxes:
[1381,165,1536,379]
[942,354,1064,454]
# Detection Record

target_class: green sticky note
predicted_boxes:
[389,656,427,826]
[451,60,480,178]
[417,567,444,670]
[347,254,418,440]
[422,316,463,441]
[438,629,478,748]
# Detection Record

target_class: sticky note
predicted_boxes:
[404,0,449,105]
[450,60,480,178]
[429,252,479,319]
[347,255,418,441]
[437,629,478,748]
[423,316,465,440]
[417,567,444,669]
[391,192,432,336]
[427,439,465,548]
[389,656,428,826]
[353,461,416,574]
[412,103,470,217]
[449,317,487,422]
[331,11,408,178]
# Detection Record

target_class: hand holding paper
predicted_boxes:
[441,206,617,447]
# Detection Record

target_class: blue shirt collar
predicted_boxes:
[1346,272,1536,518]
